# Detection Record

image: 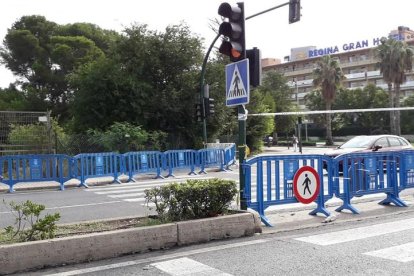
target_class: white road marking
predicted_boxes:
[124,197,147,202]
[363,242,414,262]
[295,218,414,245]
[108,192,145,198]
[44,239,268,276]
[152,257,232,275]
[94,188,148,195]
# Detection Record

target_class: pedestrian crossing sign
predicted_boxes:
[225,59,249,107]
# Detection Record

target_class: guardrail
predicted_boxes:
[124,151,164,180]
[0,143,236,192]
[243,150,414,226]
[73,152,123,188]
[0,154,73,192]
[242,154,334,226]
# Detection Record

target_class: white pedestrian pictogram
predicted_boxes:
[228,66,247,99]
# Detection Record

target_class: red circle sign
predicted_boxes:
[293,166,320,204]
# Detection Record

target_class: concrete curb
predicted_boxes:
[0,212,261,275]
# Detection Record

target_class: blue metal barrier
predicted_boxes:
[0,154,73,192]
[73,152,122,187]
[399,150,414,190]
[242,154,334,226]
[198,148,226,173]
[164,150,197,177]
[123,151,164,181]
[223,144,236,170]
[332,151,406,214]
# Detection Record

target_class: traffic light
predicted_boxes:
[204,97,215,117]
[246,47,262,87]
[195,103,204,122]
[289,0,301,24]
[218,2,245,62]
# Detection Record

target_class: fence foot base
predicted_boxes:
[154,175,165,179]
[78,183,89,189]
[379,193,408,207]
[335,202,359,214]
[188,171,197,176]
[8,186,15,193]
[198,170,207,174]
[165,174,175,178]
[309,206,330,217]
[115,178,122,184]
[128,178,137,183]
[260,215,273,227]
[59,185,65,191]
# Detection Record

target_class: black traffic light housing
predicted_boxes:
[218,2,246,62]
[195,103,204,122]
[246,47,261,87]
[289,0,301,24]
[204,97,215,117]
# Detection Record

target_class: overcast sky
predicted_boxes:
[1,0,413,88]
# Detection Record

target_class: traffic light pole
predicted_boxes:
[200,33,220,147]
[238,105,247,210]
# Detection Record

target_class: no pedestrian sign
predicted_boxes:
[293,166,320,204]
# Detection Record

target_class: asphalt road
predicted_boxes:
[20,207,414,276]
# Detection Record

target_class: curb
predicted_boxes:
[0,212,261,275]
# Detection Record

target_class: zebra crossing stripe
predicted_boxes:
[108,192,145,198]
[95,188,148,195]
[363,242,414,262]
[152,257,232,276]
[295,218,414,245]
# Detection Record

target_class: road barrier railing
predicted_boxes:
[332,151,406,214]
[398,150,414,190]
[223,144,236,170]
[242,154,334,226]
[198,148,226,173]
[0,154,73,192]
[0,144,236,192]
[163,150,198,177]
[73,152,123,188]
[123,151,164,181]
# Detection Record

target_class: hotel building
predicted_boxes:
[262,26,414,110]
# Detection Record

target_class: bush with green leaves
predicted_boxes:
[1,200,61,243]
[144,178,237,222]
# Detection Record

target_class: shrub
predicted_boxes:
[1,200,61,243]
[144,178,237,222]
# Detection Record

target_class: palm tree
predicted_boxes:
[312,55,346,145]
[376,37,414,135]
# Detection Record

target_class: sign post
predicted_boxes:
[225,58,250,210]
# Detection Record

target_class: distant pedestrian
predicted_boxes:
[292,135,298,152]
[267,136,273,147]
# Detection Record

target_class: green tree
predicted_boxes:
[312,55,346,145]
[0,16,117,121]
[245,89,274,152]
[259,71,296,137]
[70,23,204,148]
[375,37,414,135]
[305,85,389,135]
[401,95,414,134]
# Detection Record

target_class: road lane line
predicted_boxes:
[44,201,123,210]
[152,257,232,275]
[295,218,414,245]
[44,239,268,276]
[363,241,414,262]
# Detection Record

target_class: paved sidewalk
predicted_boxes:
[261,190,414,233]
